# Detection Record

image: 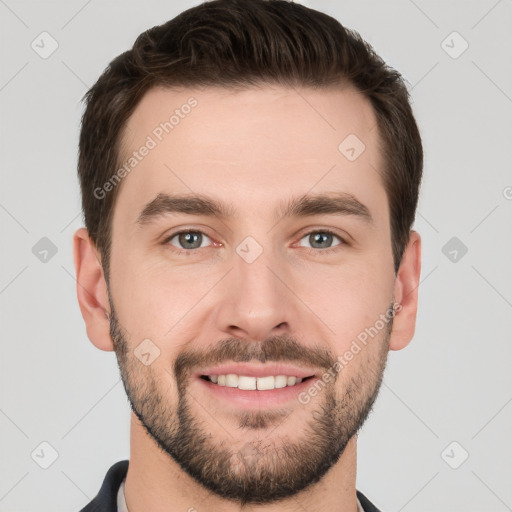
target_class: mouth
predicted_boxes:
[193,363,320,409]
[199,374,316,390]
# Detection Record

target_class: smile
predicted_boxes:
[201,374,314,390]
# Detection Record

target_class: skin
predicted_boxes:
[74,84,421,512]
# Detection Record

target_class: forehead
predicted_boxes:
[121,84,378,159]
[114,84,385,229]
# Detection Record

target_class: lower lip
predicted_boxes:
[196,376,317,408]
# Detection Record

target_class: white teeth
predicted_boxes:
[238,376,257,390]
[206,374,307,390]
[257,376,275,390]
[225,374,238,387]
[274,375,288,388]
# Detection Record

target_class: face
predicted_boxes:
[106,84,398,503]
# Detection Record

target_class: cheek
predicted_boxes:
[307,261,393,351]
[110,252,218,340]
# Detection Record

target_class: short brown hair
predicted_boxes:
[78,0,422,281]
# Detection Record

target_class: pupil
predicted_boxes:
[180,232,201,249]
[311,232,331,248]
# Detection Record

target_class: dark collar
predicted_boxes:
[357,489,383,512]
[79,460,128,512]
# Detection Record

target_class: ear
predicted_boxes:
[73,227,114,352]
[389,230,422,351]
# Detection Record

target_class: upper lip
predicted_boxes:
[194,363,319,379]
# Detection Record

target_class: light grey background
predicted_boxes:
[1,1,511,511]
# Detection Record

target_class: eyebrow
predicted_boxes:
[135,191,374,227]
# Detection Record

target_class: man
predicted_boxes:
[73,0,422,510]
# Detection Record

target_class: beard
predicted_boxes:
[108,292,392,506]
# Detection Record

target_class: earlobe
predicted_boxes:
[389,230,422,351]
[73,227,114,352]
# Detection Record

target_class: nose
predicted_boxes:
[214,243,300,342]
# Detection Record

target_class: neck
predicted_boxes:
[124,412,359,512]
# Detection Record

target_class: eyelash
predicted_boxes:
[162,228,347,256]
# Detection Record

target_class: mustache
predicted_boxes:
[174,334,336,381]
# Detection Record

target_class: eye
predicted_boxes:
[162,228,347,256]
[165,230,212,252]
[297,229,345,253]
